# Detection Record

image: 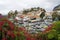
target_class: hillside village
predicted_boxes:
[0,5,60,34]
[6,7,53,33]
[0,0,60,40]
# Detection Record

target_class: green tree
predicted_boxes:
[52,11,58,21]
[37,7,40,10]
[8,10,14,18]
[30,8,34,12]
[23,10,28,14]
[14,10,18,16]
[40,9,46,19]
[46,21,60,40]
[57,14,60,20]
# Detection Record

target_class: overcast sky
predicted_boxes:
[0,0,60,15]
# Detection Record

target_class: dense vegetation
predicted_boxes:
[0,17,60,40]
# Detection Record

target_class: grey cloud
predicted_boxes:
[0,0,60,15]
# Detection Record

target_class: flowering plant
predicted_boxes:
[0,19,15,40]
[0,18,54,40]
